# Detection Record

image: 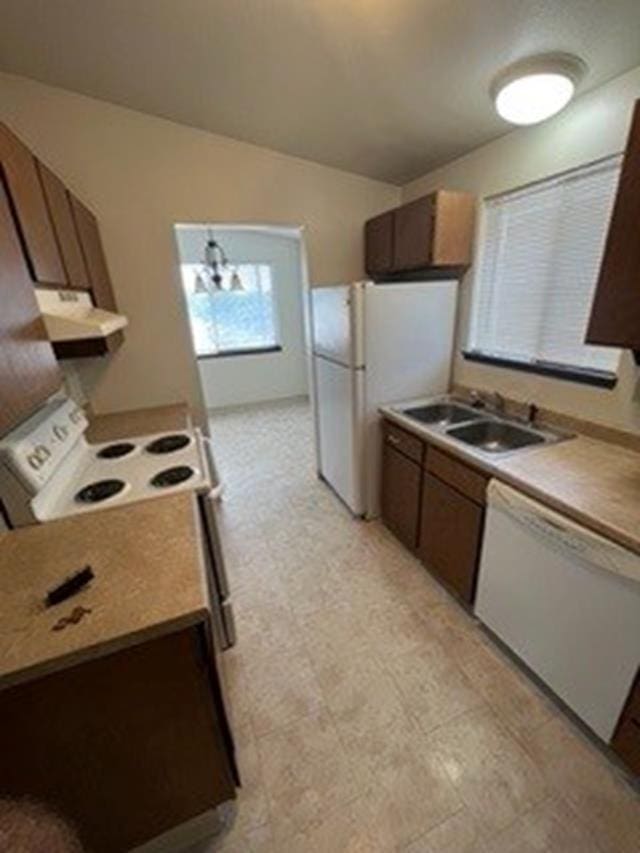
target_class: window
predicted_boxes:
[182,263,280,357]
[466,156,622,385]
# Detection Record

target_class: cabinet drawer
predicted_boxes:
[382,421,424,465]
[426,447,487,505]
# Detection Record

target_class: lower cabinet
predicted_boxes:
[379,418,487,605]
[611,670,640,776]
[381,441,422,550]
[418,472,484,603]
[0,626,236,853]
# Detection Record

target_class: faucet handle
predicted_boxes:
[469,389,485,409]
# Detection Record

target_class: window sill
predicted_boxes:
[197,345,283,360]
[462,350,618,389]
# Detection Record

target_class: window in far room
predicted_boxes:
[465,155,622,386]
[181,262,280,357]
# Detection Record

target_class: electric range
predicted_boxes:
[0,396,235,648]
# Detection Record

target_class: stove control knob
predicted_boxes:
[28,452,41,470]
[53,424,68,441]
[35,445,51,463]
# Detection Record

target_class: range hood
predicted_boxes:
[36,289,128,342]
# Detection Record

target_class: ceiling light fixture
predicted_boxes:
[194,229,244,294]
[491,53,587,126]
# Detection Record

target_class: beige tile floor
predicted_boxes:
[191,398,639,853]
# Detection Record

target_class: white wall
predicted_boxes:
[0,73,399,425]
[175,227,308,409]
[403,66,640,433]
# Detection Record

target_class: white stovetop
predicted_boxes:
[32,429,212,521]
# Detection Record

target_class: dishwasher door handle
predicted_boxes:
[488,479,640,584]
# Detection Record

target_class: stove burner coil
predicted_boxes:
[145,434,191,455]
[75,479,126,504]
[96,442,136,460]
[150,466,195,488]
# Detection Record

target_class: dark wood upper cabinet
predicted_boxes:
[65,195,123,356]
[0,175,61,437]
[365,190,475,278]
[69,196,116,311]
[0,123,66,287]
[393,195,434,271]
[37,161,91,290]
[0,123,125,359]
[365,210,395,276]
[586,100,640,351]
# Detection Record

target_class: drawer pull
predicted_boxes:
[387,434,401,446]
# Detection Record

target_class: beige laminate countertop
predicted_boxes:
[0,493,209,690]
[85,403,191,443]
[382,406,640,559]
[494,437,640,555]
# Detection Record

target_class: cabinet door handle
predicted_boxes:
[386,434,401,447]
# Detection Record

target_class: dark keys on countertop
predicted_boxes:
[45,566,95,607]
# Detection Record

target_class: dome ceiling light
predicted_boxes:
[491,53,587,126]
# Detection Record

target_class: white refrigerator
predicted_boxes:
[310,280,457,518]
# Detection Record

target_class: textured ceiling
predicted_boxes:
[0,0,638,184]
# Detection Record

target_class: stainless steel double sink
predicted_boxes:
[399,400,565,454]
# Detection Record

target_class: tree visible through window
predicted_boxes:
[182,263,280,356]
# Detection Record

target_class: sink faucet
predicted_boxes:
[469,389,506,414]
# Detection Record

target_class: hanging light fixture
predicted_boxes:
[491,53,586,126]
[229,270,244,291]
[193,229,244,293]
[193,270,210,294]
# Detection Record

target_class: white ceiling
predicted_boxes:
[0,0,638,184]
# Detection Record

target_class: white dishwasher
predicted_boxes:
[476,480,640,742]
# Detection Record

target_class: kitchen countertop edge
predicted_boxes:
[0,608,210,692]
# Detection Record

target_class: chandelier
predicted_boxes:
[194,230,243,293]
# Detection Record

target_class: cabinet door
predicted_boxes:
[586,100,640,349]
[418,473,483,603]
[611,670,640,776]
[381,442,422,550]
[393,195,434,271]
[431,191,475,267]
[0,628,235,853]
[365,210,394,276]
[37,162,91,290]
[0,123,66,286]
[69,195,123,355]
[0,177,61,437]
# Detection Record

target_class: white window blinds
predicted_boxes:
[468,156,622,375]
